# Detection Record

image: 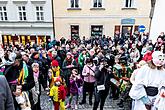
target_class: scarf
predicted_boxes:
[18,61,29,84]
[50,66,61,88]
[33,71,39,79]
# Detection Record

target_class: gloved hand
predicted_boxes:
[140,96,152,110]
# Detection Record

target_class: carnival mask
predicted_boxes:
[152,51,165,67]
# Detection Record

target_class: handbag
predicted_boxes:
[97,85,105,91]
[96,72,106,91]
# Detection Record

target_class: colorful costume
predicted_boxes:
[129,51,165,110]
[48,60,61,88]
[50,77,66,110]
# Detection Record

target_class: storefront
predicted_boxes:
[38,36,51,45]
[2,35,50,46]
[114,18,140,39]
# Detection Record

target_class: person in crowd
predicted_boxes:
[29,63,45,110]
[62,52,77,95]
[58,44,66,63]
[129,44,140,64]
[52,50,62,68]
[93,58,113,110]
[0,75,15,110]
[142,45,154,62]
[4,52,35,110]
[129,51,165,110]
[48,60,63,88]
[66,69,83,109]
[30,51,48,89]
[49,77,66,110]
[80,57,96,105]
[111,55,121,100]
[78,48,90,75]
[21,52,31,66]
[0,58,5,75]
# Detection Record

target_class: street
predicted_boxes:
[40,91,130,110]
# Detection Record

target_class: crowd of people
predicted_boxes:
[0,32,165,110]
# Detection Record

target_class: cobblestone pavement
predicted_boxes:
[40,91,131,110]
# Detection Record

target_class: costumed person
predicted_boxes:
[129,51,165,110]
[49,77,66,110]
[48,60,62,88]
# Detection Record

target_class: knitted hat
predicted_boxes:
[51,60,59,67]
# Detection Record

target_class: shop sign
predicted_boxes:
[121,18,135,24]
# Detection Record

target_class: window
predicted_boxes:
[93,0,102,8]
[71,25,79,40]
[125,0,134,8]
[70,0,79,8]
[0,6,7,21]
[36,6,44,21]
[91,25,103,37]
[18,6,26,21]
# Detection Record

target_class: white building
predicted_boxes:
[0,0,53,45]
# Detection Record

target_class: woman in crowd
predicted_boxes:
[29,63,45,110]
[93,58,113,110]
[62,52,78,95]
[80,57,96,105]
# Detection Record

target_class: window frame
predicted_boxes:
[0,5,8,21]
[17,5,27,21]
[35,5,44,21]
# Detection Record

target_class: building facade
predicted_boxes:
[0,0,53,45]
[54,0,151,40]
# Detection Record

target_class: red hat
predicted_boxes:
[51,60,59,67]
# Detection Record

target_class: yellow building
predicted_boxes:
[54,0,151,40]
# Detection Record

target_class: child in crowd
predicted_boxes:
[65,69,83,109]
[49,77,66,110]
